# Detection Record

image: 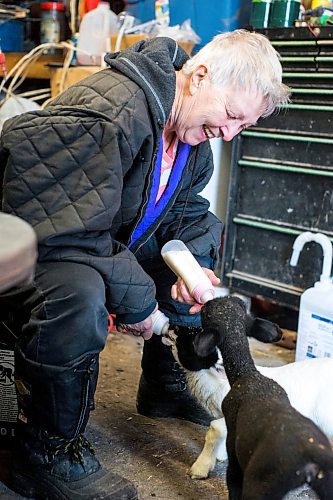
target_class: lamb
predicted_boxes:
[172,316,333,481]
[189,296,333,499]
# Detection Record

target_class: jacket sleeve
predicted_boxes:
[1,108,156,323]
[156,143,223,270]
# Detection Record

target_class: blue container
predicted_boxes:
[0,20,25,52]
[127,0,252,48]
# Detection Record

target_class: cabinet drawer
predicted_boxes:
[236,162,333,233]
[241,131,333,167]
[257,105,333,135]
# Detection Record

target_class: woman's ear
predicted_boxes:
[193,330,218,357]
[189,65,209,95]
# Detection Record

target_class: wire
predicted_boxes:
[0,40,90,107]
[69,0,77,36]
[306,22,318,38]
[59,41,75,94]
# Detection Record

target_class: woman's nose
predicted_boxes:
[222,123,242,142]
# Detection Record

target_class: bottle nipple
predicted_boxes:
[200,289,215,303]
[151,310,169,335]
[192,283,215,304]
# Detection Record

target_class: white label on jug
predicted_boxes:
[296,309,333,361]
[0,349,18,423]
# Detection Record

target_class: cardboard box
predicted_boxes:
[110,34,194,55]
[50,66,101,97]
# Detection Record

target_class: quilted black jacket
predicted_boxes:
[0,37,222,323]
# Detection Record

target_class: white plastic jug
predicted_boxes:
[77,1,118,66]
[290,231,333,360]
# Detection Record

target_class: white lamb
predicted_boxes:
[171,324,333,480]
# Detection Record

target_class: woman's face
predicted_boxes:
[174,67,266,146]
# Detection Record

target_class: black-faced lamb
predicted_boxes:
[189,296,333,499]
[172,316,333,481]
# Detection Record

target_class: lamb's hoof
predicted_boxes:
[187,464,210,480]
[216,451,228,462]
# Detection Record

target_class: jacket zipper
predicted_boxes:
[128,149,158,248]
[74,358,95,437]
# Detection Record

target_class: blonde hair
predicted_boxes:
[182,29,290,118]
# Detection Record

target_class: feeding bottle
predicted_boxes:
[161,240,215,304]
[77,1,118,66]
[290,231,333,361]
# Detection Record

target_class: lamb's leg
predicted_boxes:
[242,459,298,500]
[226,452,243,500]
[189,418,227,479]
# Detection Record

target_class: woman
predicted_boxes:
[0,30,289,499]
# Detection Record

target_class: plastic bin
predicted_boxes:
[0,20,25,52]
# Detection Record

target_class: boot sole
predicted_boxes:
[137,402,210,426]
[11,469,138,500]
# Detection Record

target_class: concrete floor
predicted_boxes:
[0,330,322,500]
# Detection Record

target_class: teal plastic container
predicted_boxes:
[250,0,272,28]
[269,0,301,28]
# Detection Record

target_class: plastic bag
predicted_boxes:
[153,19,201,44]
[0,96,40,134]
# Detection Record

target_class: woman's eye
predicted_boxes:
[226,109,237,120]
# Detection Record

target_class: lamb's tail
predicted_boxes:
[304,448,333,499]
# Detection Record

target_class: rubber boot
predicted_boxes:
[10,347,137,500]
[136,331,211,426]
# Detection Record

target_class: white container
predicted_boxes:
[155,0,170,27]
[77,2,118,66]
[161,240,215,304]
[290,231,333,361]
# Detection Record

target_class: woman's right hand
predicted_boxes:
[115,306,159,340]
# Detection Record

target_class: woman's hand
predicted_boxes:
[116,306,158,340]
[171,267,220,314]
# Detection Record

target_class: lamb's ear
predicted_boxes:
[193,330,219,357]
[248,318,283,344]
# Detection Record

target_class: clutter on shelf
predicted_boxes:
[250,0,333,28]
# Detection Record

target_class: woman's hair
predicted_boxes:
[182,29,290,117]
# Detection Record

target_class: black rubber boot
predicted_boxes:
[12,424,137,500]
[10,348,138,500]
[136,332,211,426]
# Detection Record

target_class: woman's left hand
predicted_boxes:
[171,267,220,314]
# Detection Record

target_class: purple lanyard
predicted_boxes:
[129,138,191,247]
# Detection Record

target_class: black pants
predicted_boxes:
[1,257,200,367]
[0,253,203,437]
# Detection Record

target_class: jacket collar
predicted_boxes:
[104,37,189,135]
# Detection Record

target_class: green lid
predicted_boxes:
[271,0,301,3]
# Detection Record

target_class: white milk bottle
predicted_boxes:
[161,240,215,304]
[77,1,118,66]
